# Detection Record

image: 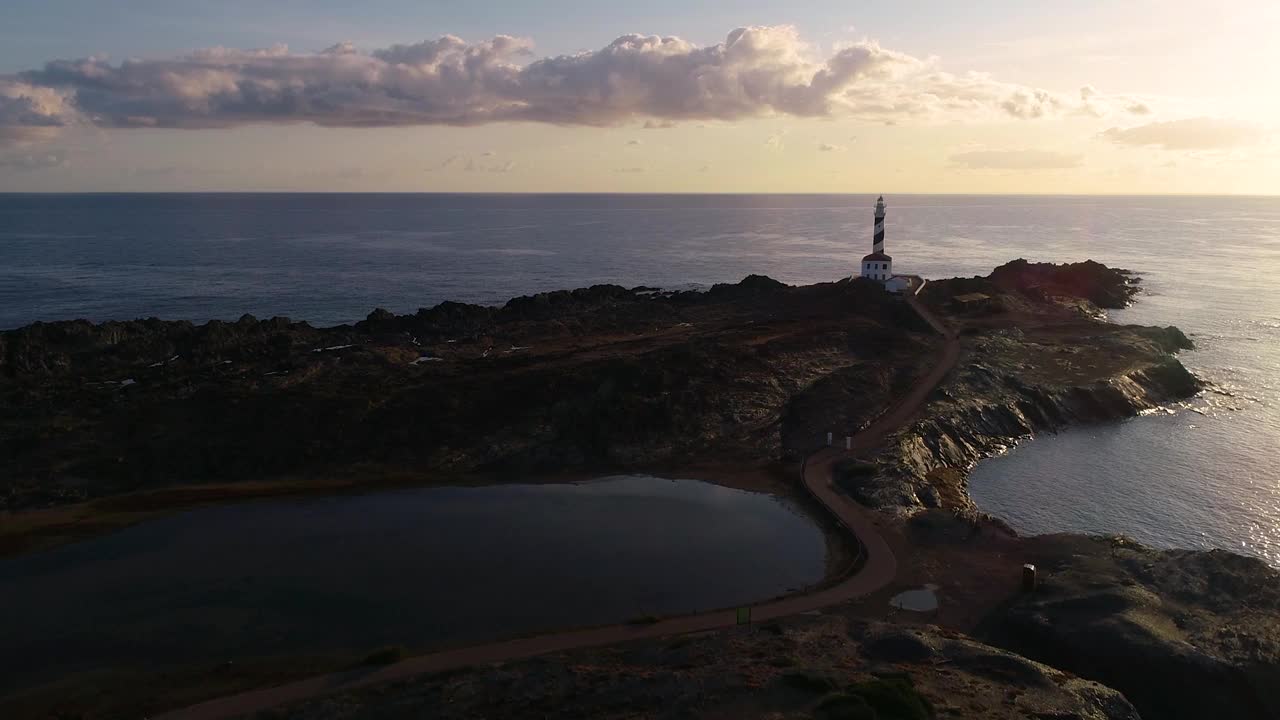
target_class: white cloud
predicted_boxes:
[427,153,515,173]
[0,149,67,170]
[818,142,846,152]
[950,149,1083,169]
[0,25,1119,146]
[1100,117,1268,150]
[1073,85,1154,118]
[0,80,78,147]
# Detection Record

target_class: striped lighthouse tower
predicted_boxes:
[860,195,893,281]
[873,196,886,254]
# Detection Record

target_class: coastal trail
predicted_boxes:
[160,293,960,720]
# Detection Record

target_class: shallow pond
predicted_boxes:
[0,475,827,690]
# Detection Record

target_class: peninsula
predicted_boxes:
[3,260,1278,720]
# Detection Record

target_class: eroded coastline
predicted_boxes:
[4,260,1280,720]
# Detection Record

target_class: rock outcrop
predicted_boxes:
[835,261,1201,512]
[982,534,1280,720]
[0,261,1201,521]
[873,340,1199,510]
[261,615,1141,720]
[988,258,1141,309]
[0,276,931,510]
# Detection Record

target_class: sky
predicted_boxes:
[1,0,1277,193]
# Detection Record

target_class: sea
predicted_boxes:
[1,193,1277,565]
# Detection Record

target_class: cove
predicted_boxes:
[0,475,827,692]
[967,410,1280,566]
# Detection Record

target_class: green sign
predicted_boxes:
[736,606,751,625]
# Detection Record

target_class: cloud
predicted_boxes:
[1072,85,1157,119]
[626,139,642,145]
[1001,89,1066,119]
[818,142,845,152]
[0,80,78,147]
[949,149,1083,170]
[127,164,183,178]
[428,153,515,172]
[0,149,67,170]
[1100,117,1268,150]
[0,25,1112,145]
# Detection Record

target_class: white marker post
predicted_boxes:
[826,432,833,446]
[846,436,852,450]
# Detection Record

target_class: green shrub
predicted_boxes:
[361,645,408,666]
[815,693,876,720]
[781,668,838,693]
[847,677,933,720]
[835,459,879,478]
[664,636,694,651]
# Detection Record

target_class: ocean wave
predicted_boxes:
[474,248,557,256]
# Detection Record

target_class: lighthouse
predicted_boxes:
[860,196,892,282]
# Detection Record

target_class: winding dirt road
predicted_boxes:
[160,293,959,720]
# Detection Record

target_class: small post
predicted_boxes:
[1022,563,1037,592]
[826,432,833,446]
[845,436,852,450]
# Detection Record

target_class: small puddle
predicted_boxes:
[889,584,940,612]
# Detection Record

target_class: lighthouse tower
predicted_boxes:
[860,196,892,281]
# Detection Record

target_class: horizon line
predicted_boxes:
[1,191,1277,198]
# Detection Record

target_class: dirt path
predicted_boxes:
[159,297,960,720]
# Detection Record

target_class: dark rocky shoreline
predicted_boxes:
[1,272,931,511]
[4,259,1279,720]
[860,323,1199,512]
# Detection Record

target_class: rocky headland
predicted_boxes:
[0,273,931,518]
[4,259,1279,720]
[0,260,1182,519]
[836,260,1200,512]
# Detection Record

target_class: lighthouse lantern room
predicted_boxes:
[860,196,893,281]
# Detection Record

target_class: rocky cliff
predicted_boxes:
[834,264,1200,512]
[877,330,1196,510]
[982,533,1280,720]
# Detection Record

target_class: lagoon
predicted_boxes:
[0,475,827,692]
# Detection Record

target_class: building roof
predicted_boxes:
[862,252,893,261]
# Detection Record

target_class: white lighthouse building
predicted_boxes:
[860,196,893,281]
